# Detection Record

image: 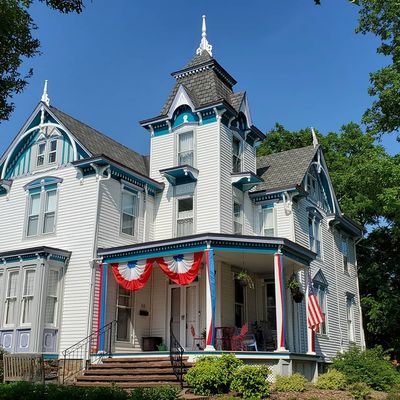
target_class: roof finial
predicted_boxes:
[311,127,318,148]
[196,15,213,56]
[41,80,50,106]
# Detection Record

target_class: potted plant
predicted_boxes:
[236,271,255,289]
[287,274,304,303]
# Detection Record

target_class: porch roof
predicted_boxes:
[0,246,71,264]
[97,233,316,266]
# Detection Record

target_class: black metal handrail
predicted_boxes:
[169,320,185,387]
[62,320,116,384]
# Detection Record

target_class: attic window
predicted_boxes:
[35,138,59,169]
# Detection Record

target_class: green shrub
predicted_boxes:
[274,373,307,392]
[129,386,180,400]
[184,354,243,395]
[315,369,347,390]
[331,346,400,391]
[386,384,400,400]
[230,365,271,399]
[347,382,372,400]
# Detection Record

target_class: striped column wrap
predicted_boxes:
[205,249,216,347]
[275,252,287,350]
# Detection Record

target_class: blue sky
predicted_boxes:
[1,0,398,157]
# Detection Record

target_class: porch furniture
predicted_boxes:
[190,325,205,350]
[3,354,45,383]
[243,333,258,351]
[231,323,248,351]
[215,326,235,350]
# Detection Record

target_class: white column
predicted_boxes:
[274,251,288,352]
[205,248,216,351]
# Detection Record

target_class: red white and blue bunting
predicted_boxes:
[156,252,203,285]
[111,252,204,291]
[111,259,154,291]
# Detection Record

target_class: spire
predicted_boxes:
[196,15,213,56]
[311,127,318,148]
[41,80,50,106]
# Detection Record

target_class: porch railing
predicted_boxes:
[169,320,185,387]
[62,320,116,384]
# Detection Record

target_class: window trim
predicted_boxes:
[34,138,59,170]
[176,195,194,237]
[261,206,275,237]
[308,215,322,259]
[4,268,20,328]
[233,201,243,235]
[313,282,328,336]
[346,294,356,343]
[25,188,59,238]
[44,268,60,328]
[48,139,58,164]
[115,286,134,342]
[342,235,349,274]
[120,186,139,238]
[20,267,36,327]
[177,130,195,168]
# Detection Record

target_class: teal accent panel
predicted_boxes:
[67,142,71,162]
[27,147,32,173]
[76,143,89,159]
[172,111,198,128]
[202,113,216,125]
[61,138,66,164]
[153,127,170,137]
[262,204,274,209]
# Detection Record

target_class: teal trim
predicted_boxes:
[61,138,66,164]
[22,152,26,174]
[212,246,277,254]
[43,354,59,360]
[29,187,41,194]
[153,127,170,137]
[172,111,198,128]
[102,245,207,263]
[27,147,31,173]
[76,143,89,159]
[262,204,274,209]
[67,142,71,162]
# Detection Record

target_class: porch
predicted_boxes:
[96,233,317,363]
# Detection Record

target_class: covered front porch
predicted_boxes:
[95,233,317,366]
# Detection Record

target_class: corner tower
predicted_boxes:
[140,16,264,240]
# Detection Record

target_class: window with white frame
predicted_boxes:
[232,136,241,173]
[121,189,138,236]
[21,269,36,325]
[116,286,132,341]
[26,189,58,237]
[262,207,275,236]
[177,197,193,237]
[313,282,328,335]
[35,139,59,168]
[308,216,321,257]
[45,269,59,325]
[346,294,355,342]
[342,236,349,273]
[5,270,19,326]
[233,202,243,235]
[178,131,194,167]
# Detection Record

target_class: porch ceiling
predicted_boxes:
[215,250,301,275]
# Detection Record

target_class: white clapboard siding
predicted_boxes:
[149,266,168,342]
[243,194,256,235]
[97,178,145,248]
[196,122,220,233]
[0,167,99,352]
[150,133,174,240]
[220,124,233,234]
[243,141,256,173]
[275,202,295,240]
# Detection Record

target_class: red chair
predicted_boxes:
[190,325,205,351]
[231,323,248,351]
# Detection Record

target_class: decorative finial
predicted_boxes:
[41,80,50,106]
[196,15,213,56]
[311,127,318,148]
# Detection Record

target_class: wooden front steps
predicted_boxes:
[74,356,192,389]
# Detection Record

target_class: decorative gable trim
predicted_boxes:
[167,85,196,119]
[313,268,328,286]
[239,93,253,128]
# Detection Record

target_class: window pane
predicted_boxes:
[43,212,55,234]
[233,138,240,156]
[177,218,193,236]
[23,270,35,296]
[45,297,57,324]
[7,271,19,297]
[179,132,193,152]
[178,151,193,166]
[45,270,59,324]
[48,270,58,297]
[45,191,57,212]
[178,198,193,218]
[50,140,57,152]
[5,271,19,325]
[5,299,16,325]
[38,143,46,154]
[27,216,39,237]
[122,213,135,236]
[122,192,136,215]
[30,194,41,215]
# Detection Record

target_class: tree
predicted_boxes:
[0,0,83,123]
[257,122,399,227]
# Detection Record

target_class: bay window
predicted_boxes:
[45,269,59,325]
[177,197,193,237]
[178,131,194,167]
[21,269,36,325]
[5,270,19,326]
[121,189,138,236]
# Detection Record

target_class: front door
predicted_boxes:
[169,283,199,349]
[116,286,134,343]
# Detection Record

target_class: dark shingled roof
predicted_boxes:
[254,145,319,192]
[230,92,245,112]
[160,51,239,116]
[49,106,149,176]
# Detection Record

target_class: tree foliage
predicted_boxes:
[0,0,83,123]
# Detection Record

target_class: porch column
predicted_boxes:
[205,248,216,351]
[305,267,316,355]
[274,251,288,352]
[97,262,108,353]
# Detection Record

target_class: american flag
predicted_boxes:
[307,270,324,331]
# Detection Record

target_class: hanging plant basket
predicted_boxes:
[291,288,304,303]
[287,274,304,303]
[236,271,255,289]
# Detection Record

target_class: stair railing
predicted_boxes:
[169,320,185,387]
[62,320,116,384]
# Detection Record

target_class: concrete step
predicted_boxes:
[84,367,177,375]
[74,381,182,388]
[90,361,174,368]
[101,356,188,363]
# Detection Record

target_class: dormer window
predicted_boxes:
[35,138,59,169]
[232,137,241,173]
[178,131,194,167]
